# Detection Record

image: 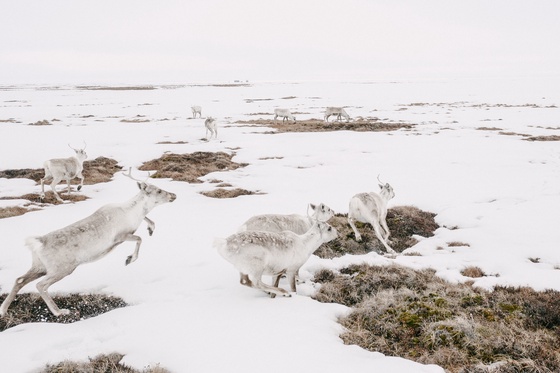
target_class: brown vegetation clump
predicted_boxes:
[139,152,247,183]
[0,293,127,331]
[524,135,560,141]
[0,206,30,219]
[42,353,170,373]
[82,156,123,184]
[312,264,560,372]
[29,119,51,126]
[235,118,414,133]
[461,266,486,278]
[200,188,261,199]
[314,206,439,258]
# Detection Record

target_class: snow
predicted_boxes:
[1,77,559,372]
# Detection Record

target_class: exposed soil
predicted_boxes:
[524,135,560,141]
[139,152,247,183]
[0,293,127,331]
[235,118,414,133]
[315,206,439,258]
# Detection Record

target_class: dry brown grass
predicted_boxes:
[0,293,127,331]
[200,188,261,199]
[0,206,30,219]
[29,119,51,126]
[42,353,170,373]
[314,206,439,258]
[139,152,247,183]
[524,135,560,141]
[235,118,414,133]
[461,266,486,278]
[313,264,560,372]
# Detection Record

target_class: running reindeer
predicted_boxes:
[347,175,396,254]
[0,169,177,317]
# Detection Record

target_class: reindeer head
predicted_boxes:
[68,142,87,161]
[377,175,395,200]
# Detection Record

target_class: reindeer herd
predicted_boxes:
[0,104,392,317]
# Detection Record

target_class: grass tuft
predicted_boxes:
[42,353,171,373]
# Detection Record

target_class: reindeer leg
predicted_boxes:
[269,269,287,299]
[348,216,362,242]
[0,264,46,317]
[372,220,396,254]
[77,172,84,191]
[144,217,155,236]
[251,269,290,298]
[50,177,63,202]
[36,268,76,316]
[124,234,142,265]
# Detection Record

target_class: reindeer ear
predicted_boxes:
[309,203,316,211]
[379,184,383,189]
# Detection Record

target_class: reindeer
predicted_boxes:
[238,203,334,235]
[324,107,350,123]
[274,108,296,124]
[204,117,218,140]
[215,221,338,297]
[40,143,87,202]
[191,105,202,118]
[0,170,177,317]
[347,175,396,254]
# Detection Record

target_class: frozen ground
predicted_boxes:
[0,77,559,372]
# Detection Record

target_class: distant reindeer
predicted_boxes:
[0,169,177,317]
[40,143,88,203]
[191,105,202,119]
[238,203,334,234]
[215,222,338,297]
[324,107,350,123]
[273,108,296,124]
[204,117,218,140]
[348,175,396,254]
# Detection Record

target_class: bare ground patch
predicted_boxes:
[42,353,170,373]
[235,118,414,133]
[139,152,247,183]
[29,119,52,126]
[0,293,127,331]
[315,206,439,258]
[200,188,263,199]
[524,135,560,141]
[0,206,30,219]
[313,264,560,372]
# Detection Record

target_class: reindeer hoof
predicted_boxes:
[56,309,71,316]
[125,256,132,266]
[77,185,82,191]
[148,228,154,236]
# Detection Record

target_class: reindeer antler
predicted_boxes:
[123,167,151,182]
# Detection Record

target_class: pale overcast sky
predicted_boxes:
[1,0,559,84]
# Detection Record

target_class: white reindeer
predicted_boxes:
[324,107,350,123]
[204,117,218,140]
[238,203,334,235]
[0,170,177,317]
[347,176,396,254]
[40,143,88,203]
[215,221,338,297]
[274,108,296,124]
[191,105,202,118]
